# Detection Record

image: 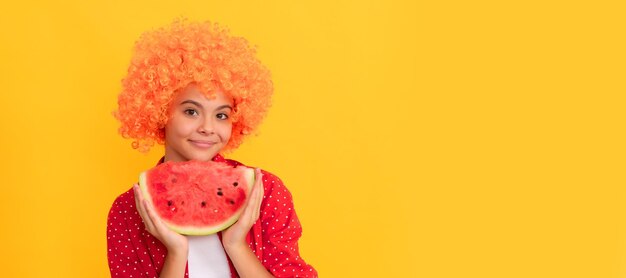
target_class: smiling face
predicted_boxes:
[164,85,234,162]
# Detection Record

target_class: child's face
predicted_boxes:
[164,85,233,162]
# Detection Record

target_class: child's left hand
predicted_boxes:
[221,168,264,249]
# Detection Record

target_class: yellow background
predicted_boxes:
[0,0,624,277]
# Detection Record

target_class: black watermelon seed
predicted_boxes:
[167,200,173,206]
[217,191,223,196]
[201,201,206,207]
[218,187,222,191]
[233,182,238,187]
[228,199,235,205]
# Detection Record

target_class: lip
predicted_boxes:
[188,140,217,149]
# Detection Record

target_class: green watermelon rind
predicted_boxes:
[138,166,255,236]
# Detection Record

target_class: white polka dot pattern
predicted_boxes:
[107,155,318,277]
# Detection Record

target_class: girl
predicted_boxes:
[107,20,317,278]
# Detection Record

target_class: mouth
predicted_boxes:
[188,140,217,149]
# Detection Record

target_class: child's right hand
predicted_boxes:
[133,184,189,256]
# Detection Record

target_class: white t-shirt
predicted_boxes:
[186,234,232,277]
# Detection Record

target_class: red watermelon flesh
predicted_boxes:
[139,160,255,235]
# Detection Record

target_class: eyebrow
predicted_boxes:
[180,100,233,111]
[180,100,202,107]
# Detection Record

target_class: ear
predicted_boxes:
[157,127,166,141]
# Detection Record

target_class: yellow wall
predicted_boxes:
[1,0,624,277]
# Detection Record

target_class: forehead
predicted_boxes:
[173,85,233,106]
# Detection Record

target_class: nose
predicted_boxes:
[198,115,215,135]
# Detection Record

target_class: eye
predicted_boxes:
[216,113,229,120]
[184,109,199,116]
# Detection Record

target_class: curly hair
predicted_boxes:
[113,19,273,153]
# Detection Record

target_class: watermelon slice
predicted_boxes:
[138,160,255,235]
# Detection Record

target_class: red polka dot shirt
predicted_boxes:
[107,154,318,277]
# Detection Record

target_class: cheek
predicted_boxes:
[166,117,193,137]
[221,122,233,141]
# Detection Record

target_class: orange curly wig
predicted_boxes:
[113,20,273,153]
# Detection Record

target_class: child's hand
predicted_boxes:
[133,184,188,255]
[222,168,264,250]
